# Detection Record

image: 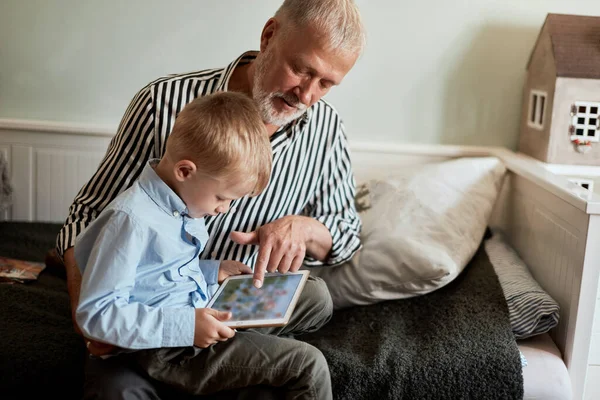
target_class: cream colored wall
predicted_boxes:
[2,0,600,148]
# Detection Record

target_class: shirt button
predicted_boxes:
[173,210,180,217]
[211,251,217,258]
[230,207,237,213]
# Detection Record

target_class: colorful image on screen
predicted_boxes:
[210,274,302,321]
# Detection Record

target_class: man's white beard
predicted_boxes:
[252,53,308,126]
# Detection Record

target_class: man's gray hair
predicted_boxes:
[274,0,366,54]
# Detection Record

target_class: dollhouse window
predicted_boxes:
[527,90,546,130]
[568,178,594,192]
[571,101,600,142]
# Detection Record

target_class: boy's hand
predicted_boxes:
[194,308,236,348]
[218,260,252,284]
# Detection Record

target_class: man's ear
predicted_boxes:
[260,18,278,52]
[174,160,197,182]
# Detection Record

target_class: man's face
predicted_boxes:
[252,21,358,126]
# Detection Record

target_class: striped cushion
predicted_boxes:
[484,229,560,339]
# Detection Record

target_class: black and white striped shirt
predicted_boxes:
[57,51,362,268]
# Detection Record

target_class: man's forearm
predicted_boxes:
[303,216,333,261]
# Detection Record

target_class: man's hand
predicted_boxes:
[230,215,332,288]
[194,308,236,348]
[218,260,252,284]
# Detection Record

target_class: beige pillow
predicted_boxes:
[308,157,507,310]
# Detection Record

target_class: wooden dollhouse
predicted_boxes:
[518,13,600,166]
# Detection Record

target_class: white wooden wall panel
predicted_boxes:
[35,148,104,222]
[590,336,600,365]
[580,217,600,400]
[591,299,600,367]
[529,205,580,352]
[0,145,11,221]
[594,299,600,333]
[0,126,112,223]
[11,145,34,221]
[490,172,599,400]
[585,366,600,400]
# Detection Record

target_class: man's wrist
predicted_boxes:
[293,215,314,243]
[295,215,332,261]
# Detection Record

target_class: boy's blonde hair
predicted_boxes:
[166,91,272,196]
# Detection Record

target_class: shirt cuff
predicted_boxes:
[56,223,77,259]
[305,215,362,266]
[304,235,362,267]
[161,307,195,347]
[199,260,220,286]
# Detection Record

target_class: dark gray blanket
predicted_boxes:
[0,222,86,399]
[0,222,523,399]
[299,245,524,400]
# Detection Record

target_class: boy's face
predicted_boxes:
[180,173,253,219]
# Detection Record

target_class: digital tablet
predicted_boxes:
[206,270,310,328]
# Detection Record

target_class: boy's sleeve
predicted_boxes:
[303,120,363,267]
[199,260,220,285]
[199,260,221,299]
[75,210,195,350]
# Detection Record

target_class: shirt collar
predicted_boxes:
[216,51,258,92]
[138,159,188,218]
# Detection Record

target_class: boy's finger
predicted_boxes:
[238,263,253,274]
[216,311,232,321]
[218,326,236,339]
[206,309,232,321]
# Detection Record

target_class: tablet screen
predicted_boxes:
[208,272,307,324]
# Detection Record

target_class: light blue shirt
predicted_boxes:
[74,160,220,350]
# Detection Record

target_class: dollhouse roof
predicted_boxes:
[527,13,600,79]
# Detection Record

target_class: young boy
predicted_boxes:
[74,91,333,399]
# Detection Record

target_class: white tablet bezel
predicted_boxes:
[206,270,310,328]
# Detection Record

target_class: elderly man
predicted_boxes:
[57,0,366,398]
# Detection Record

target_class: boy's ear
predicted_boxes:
[173,160,197,182]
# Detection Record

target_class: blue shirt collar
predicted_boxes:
[138,159,188,218]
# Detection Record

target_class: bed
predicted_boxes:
[1,142,597,400]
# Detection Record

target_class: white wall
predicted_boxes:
[1,0,600,149]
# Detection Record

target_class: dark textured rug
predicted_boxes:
[0,222,86,399]
[299,244,524,400]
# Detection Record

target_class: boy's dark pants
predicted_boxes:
[83,276,334,400]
